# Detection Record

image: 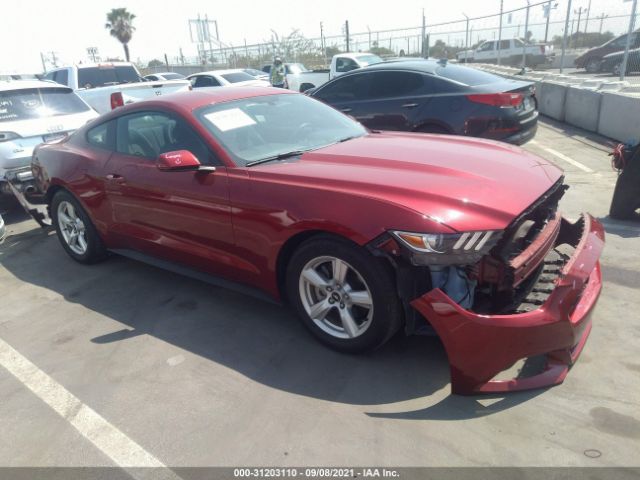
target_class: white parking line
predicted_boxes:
[0,337,181,479]
[529,141,595,173]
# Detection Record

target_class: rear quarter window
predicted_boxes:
[86,121,115,150]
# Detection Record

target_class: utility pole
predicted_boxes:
[421,8,426,58]
[497,0,504,65]
[559,0,572,73]
[367,25,371,51]
[599,13,609,34]
[164,53,169,69]
[179,47,185,65]
[40,52,47,72]
[345,20,350,51]
[544,1,552,43]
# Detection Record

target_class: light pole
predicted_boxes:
[498,0,504,65]
[463,13,470,63]
[559,0,573,73]
[574,7,588,48]
[620,0,638,81]
[522,1,531,68]
[584,0,592,35]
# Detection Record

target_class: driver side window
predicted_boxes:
[116,112,215,164]
[336,58,359,73]
[478,42,495,52]
[191,75,221,88]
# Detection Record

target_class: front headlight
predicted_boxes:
[391,230,502,265]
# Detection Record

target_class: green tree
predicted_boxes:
[147,59,164,68]
[105,8,136,62]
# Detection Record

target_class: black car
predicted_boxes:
[601,48,640,76]
[309,59,538,145]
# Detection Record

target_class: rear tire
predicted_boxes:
[286,235,403,353]
[51,190,107,264]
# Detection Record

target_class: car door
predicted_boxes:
[312,72,372,119]
[354,71,429,131]
[102,110,235,277]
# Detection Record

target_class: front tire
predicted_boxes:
[286,236,403,353]
[585,59,601,73]
[51,190,107,264]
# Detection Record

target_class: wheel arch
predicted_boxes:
[275,229,362,303]
[413,120,454,134]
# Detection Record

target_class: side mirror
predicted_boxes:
[157,150,214,173]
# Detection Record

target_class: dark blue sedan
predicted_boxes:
[309,59,538,145]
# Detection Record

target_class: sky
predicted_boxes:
[1,0,635,72]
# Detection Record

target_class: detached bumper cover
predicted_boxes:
[7,180,51,228]
[411,214,604,395]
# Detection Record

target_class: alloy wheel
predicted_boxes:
[298,256,374,339]
[57,200,88,255]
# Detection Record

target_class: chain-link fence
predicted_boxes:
[142,0,639,81]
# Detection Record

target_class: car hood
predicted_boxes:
[249,132,563,232]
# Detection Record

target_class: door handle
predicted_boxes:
[402,103,419,108]
[105,174,125,184]
[341,108,352,113]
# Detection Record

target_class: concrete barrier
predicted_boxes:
[538,81,571,121]
[565,84,604,132]
[598,91,640,142]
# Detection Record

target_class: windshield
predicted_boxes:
[221,72,256,83]
[244,69,266,77]
[435,65,501,86]
[0,88,90,122]
[78,65,141,88]
[355,54,383,66]
[162,73,184,80]
[196,94,367,166]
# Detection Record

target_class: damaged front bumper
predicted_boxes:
[412,213,604,395]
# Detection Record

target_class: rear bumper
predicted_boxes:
[504,121,538,145]
[411,213,604,395]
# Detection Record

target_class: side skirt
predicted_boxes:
[110,249,280,306]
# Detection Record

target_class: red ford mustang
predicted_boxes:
[25,87,604,395]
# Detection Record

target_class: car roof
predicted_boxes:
[0,79,71,92]
[190,69,248,77]
[358,58,450,74]
[104,86,295,117]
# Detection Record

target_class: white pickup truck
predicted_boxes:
[457,39,549,67]
[43,62,191,114]
[265,53,383,92]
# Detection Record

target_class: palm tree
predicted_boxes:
[105,8,136,62]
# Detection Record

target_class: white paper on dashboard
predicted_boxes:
[204,108,256,132]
